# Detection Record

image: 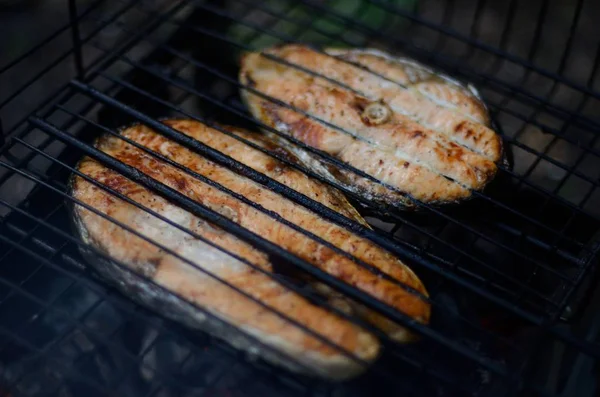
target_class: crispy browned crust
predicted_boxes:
[72,120,431,378]
[239,45,502,207]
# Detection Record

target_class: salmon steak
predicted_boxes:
[239,45,503,208]
[71,119,430,379]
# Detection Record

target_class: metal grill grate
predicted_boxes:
[1,0,600,396]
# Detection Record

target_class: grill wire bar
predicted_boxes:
[68,0,85,79]
[1,0,600,396]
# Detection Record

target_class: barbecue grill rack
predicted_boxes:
[1,0,600,395]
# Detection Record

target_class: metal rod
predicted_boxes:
[68,0,85,79]
[0,117,4,147]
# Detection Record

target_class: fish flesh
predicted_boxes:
[239,45,503,208]
[71,119,429,379]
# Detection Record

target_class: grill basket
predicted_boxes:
[1,0,600,396]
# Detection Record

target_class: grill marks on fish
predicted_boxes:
[240,45,502,206]
[261,99,471,203]
[72,120,430,377]
[279,46,497,157]
[326,49,491,126]
[254,83,475,201]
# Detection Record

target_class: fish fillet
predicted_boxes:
[71,120,430,379]
[240,45,503,208]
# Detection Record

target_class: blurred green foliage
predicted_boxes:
[228,0,418,50]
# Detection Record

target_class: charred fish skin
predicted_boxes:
[239,45,503,209]
[69,120,429,379]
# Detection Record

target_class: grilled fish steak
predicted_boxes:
[240,45,503,208]
[71,120,430,379]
